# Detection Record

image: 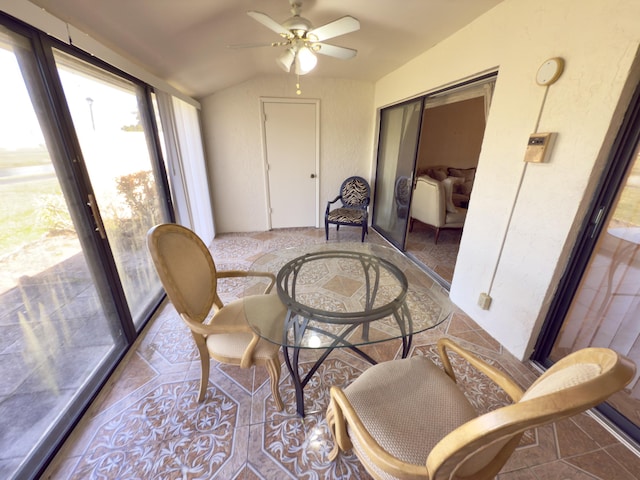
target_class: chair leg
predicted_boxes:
[325,219,329,240]
[193,334,210,402]
[434,227,441,245]
[361,225,366,242]
[265,356,284,411]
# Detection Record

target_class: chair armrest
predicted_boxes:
[437,338,524,402]
[180,312,252,336]
[181,313,261,369]
[240,331,261,368]
[217,270,276,293]
[325,196,342,213]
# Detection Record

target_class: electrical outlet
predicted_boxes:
[478,293,492,310]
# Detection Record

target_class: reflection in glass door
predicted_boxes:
[549,141,640,438]
[372,99,423,249]
[0,27,126,478]
[535,84,640,443]
[53,50,169,325]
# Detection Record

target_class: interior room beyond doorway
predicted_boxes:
[406,93,488,284]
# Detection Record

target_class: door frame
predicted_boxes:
[259,97,320,229]
[371,72,496,287]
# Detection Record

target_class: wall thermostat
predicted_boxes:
[524,132,556,163]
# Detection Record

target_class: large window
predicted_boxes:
[54,49,169,325]
[0,17,171,479]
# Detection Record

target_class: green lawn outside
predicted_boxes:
[0,177,62,254]
[0,147,50,168]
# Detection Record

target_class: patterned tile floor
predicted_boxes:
[43,227,640,479]
[405,220,463,285]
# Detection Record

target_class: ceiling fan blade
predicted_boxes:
[314,43,357,60]
[247,11,291,37]
[308,16,360,42]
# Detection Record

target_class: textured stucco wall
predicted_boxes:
[374,0,640,359]
[201,76,374,233]
[199,0,640,360]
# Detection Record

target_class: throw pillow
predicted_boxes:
[448,176,466,194]
[448,167,476,180]
[426,166,448,182]
[448,167,476,195]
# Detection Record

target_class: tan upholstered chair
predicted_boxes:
[147,223,286,410]
[326,338,635,480]
[410,176,467,244]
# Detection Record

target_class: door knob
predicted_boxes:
[310,173,316,178]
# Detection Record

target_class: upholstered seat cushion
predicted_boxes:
[327,208,366,223]
[344,356,478,467]
[206,294,284,361]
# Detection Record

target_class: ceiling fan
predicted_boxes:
[229,0,360,75]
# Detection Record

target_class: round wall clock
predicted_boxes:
[536,57,564,86]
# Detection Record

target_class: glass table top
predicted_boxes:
[243,242,453,350]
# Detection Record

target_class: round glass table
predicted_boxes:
[244,242,452,416]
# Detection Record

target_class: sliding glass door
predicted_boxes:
[372,76,496,287]
[372,99,423,249]
[53,49,169,325]
[0,26,129,478]
[548,141,640,439]
[0,18,172,479]
[534,81,640,443]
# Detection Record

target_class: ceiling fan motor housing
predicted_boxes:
[282,15,313,36]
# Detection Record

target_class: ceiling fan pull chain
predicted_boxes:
[296,74,302,95]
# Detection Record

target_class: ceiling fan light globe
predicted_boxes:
[295,46,317,74]
[276,48,295,72]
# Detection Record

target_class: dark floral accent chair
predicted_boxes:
[325,176,371,242]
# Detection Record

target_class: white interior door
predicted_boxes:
[262,100,318,228]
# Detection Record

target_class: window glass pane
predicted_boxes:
[551,141,640,431]
[0,27,125,478]
[372,99,422,249]
[53,50,169,325]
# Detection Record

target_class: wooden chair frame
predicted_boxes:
[327,338,635,480]
[147,223,285,410]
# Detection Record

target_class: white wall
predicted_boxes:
[201,76,375,233]
[375,0,640,359]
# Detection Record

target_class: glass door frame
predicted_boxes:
[532,77,640,444]
[371,72,497,286]
[371,97,424,251]
[1,13,175,478]
[39,33,174,337]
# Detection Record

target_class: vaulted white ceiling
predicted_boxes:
[26,0,504,99]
